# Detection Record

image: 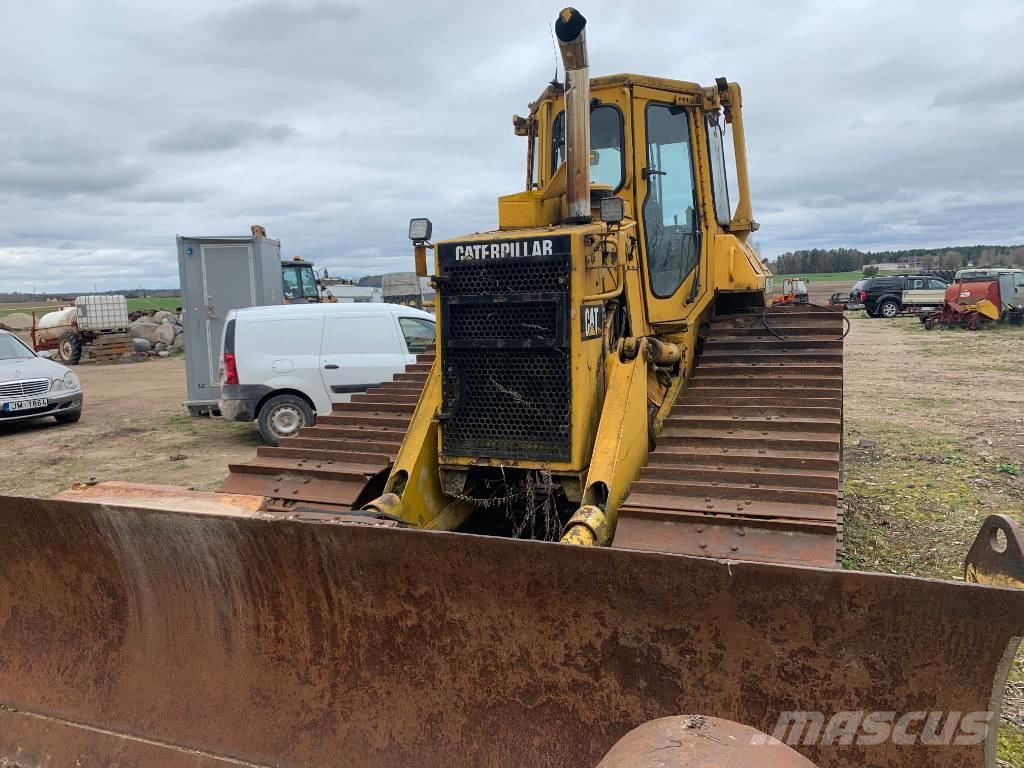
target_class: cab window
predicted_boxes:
[907,278,924,290]
[399,317,436,354]
[550,105,624,191]
[298,266,319,299]
[282,268,301,300]
[706,111,731,226]
[642,104,699,298]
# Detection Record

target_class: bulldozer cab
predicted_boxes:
[506,73,767,327]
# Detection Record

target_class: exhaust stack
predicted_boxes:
[555,7,591,223]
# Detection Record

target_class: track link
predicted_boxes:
[218,351,432,514]
[615,306,844,568]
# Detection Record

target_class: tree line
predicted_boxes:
[771,245,1024,274]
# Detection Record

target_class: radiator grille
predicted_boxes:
[448,301,559,342]
[0,379,50,399]
[443,349,570,458]
[445,259,567,296]
[439,238,572,461]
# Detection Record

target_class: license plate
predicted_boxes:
[2,398,48,412]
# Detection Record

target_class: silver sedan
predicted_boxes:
[0,330,83,426]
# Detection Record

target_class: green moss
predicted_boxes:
[998,724,1024,767]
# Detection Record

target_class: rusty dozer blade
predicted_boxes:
[1,496,1022,768]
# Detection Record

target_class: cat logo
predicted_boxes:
[581,304,605,339]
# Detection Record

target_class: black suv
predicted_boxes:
[850,275,948,318]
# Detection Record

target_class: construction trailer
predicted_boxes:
[176,233,282,415]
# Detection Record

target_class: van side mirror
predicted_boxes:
[37,350,52,359]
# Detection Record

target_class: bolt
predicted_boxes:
[706,503,714,509]
[738,528,746,536]
[699,543,708,549]
[737,504,744,511]
[695,526,703,533]
[731,545,739,552]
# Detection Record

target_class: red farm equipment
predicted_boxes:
[924,276,1002,330]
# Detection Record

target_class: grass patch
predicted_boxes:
[843,422,1024,762]
[127,297,181,313]
[842,423,1023,577]
[772,269,904,282]
[0,296,181,320]
[166,414,201,437]
[999,724,1024,768]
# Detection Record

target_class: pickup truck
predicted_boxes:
[849,275,949,318]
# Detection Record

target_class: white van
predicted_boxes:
[219,303,435,444]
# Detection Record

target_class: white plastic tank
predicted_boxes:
[35,307,78,342]
[76,294,129,331]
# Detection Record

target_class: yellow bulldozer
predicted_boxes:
[1,8,1022,768]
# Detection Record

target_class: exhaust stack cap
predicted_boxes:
[555,7,588,69]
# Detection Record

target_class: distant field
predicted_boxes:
[772,270,899,282]
[127,297,181,313]
[0,297,181,320]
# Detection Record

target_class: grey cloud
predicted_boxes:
[1,0,1023,290]
[209,1,361,39]
[0,137,147,199]
[150,120,294,153]
[932,73,1024,108]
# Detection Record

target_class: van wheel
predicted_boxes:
[258,395,314,446]
[878,300,900,318]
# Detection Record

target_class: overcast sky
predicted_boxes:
[1,0,1022,292]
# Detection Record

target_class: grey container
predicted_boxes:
[177,234,282,415]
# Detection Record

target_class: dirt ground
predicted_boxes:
[0,357,261,498]
[1,314,1022,761]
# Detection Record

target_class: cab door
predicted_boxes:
[632,89,709,324]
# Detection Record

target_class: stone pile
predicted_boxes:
[128,310,185,356]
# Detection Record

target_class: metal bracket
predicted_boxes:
[964,514,1024,589]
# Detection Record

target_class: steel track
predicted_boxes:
[615,306,845,568]
[218,351,433,515]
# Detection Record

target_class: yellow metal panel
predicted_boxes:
[379,361,450,528]
[576,343,652,539]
